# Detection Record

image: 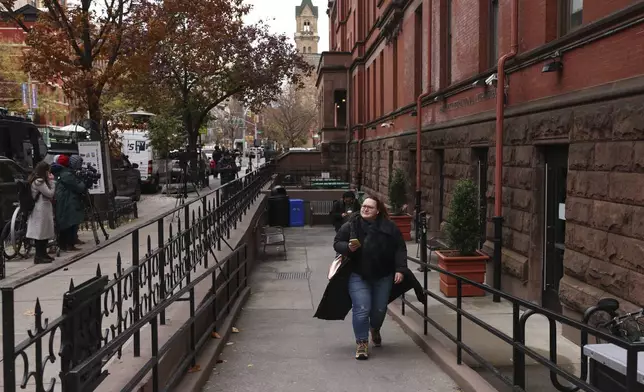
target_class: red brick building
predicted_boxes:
[0,4,72,126]
[317,0,644,322]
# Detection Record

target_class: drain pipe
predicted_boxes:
[414,0,432,232]
[492,0,518,303]
[345,67,352,183]
[357,127,364,190]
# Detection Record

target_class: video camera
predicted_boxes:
[76,163,102,189]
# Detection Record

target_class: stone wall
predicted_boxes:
[350,94,644,313]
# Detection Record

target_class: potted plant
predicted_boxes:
[388,168,412,241]
[437,179,488,297]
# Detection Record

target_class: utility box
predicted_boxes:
[289,199,305,227]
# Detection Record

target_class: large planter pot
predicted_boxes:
[390,214,412,241]
[436,250,488,297]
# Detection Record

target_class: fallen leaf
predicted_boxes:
[23,309,35,316]
[188,365,201,373]
[247,364,253,367]
[232,327,240,333]
[211,331,221,339]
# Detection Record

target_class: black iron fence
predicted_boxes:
[1,163,274,392]
[401,222,644,392]
[274,166,350,189]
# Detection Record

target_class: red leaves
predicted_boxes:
[137,0,313,136]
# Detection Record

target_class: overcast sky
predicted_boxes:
[243,0,329,52]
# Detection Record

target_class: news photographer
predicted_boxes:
[54,155,86,252]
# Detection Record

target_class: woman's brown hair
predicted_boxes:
[29,161,51,186]
[363,195,389,219]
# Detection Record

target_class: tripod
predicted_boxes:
[172,161,201,222]
[84,192,110,245]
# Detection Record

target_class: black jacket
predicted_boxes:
[334,215,407,279]
[314,216,426,320]
[330,199,361,231]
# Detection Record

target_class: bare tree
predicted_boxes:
[210,99,246,146]
[264,75,318,148]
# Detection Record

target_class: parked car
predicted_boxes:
[111,154,142,201]
[0,156,28,228]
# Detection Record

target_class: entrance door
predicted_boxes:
[474,148,489,248]
[543,146,569,312]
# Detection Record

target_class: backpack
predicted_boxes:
[17,179,40,214]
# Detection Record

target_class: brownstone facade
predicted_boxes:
[318,0,644,319]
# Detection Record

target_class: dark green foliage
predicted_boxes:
[388,168,407,215]
[444,179,480,256]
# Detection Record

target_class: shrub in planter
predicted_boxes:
[388,168,412,240]
[438,179,488,297]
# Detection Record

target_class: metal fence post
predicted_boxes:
[419,212,428,336]
[456,280,462,365]
[2,289,15,392]
[158,220,166,325]
[512,302,525,389]
[132,228,140,357]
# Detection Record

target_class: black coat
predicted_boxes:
[314,217,426,320]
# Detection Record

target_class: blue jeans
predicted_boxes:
[348,272,394,342]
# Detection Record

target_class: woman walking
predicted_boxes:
[314,195,425,360]
[26,161,56,264]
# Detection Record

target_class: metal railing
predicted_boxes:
[1,163,275,392]
[274,166,350,189]
[401,220,644,392]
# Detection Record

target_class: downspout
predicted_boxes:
[492,0,518,302]
[345,67,351,182]
[357,62,367,191]
[415,0,432,229]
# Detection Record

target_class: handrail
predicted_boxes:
[402,228,644,392]
[0,163,272,290]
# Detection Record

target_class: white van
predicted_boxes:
[120,130,168,192]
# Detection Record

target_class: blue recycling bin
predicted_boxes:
[289,199,305,227]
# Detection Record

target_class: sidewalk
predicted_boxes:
[201,227,460,392]
[0,175,238,391]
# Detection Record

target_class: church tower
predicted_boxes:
[295,0,320,56]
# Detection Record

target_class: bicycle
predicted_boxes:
[10,204,32,258]
[584,298,644,343]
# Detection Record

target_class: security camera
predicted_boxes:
[381,122,394,128]
[485,74,498,87]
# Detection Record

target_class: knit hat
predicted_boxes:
[69,155,83,170]
[57,154,70,167]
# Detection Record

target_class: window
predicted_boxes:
[561,0,583,35]
[393,38,398,109]
[303,20,311,32]
[308,46,312,53]
[414,5,423,97]
[489,0,499,68]
[379,54,384,116]
[445,0,453,85]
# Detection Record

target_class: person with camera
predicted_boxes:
[54,155,86,252]
[25,161,56,264]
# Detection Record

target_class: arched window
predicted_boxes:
[308,46,312,53]
[303,20,311,32]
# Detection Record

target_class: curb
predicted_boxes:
[387,303,499,392]
[174,286,252,392]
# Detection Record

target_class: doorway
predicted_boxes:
[542,145,569,312]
